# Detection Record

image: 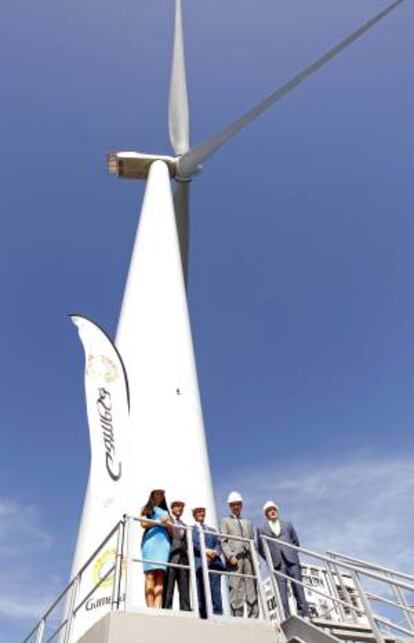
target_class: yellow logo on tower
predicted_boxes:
[92,549,117,589]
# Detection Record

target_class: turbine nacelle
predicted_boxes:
[107,151,178,180]
[107,151,200,181]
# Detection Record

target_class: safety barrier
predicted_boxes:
[259,535,414,643]
[23,515,414,643]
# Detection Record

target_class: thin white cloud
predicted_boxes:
[215,454,414,573]
[0,497,61,630]
[0,498,52,555]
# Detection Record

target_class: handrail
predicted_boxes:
[23,519,124,643]
[133,514,253,545]
[196,522,269,620]
[317,604,337,620]
[267,562,363,618]
[206,567,257,580]
[260,532,414,642]
[46,617,68,643]
[74,563,116,615]
[369,613,414,638]
[366,590,414,615]
[23,513,414,643]
[267,558,414,643]
[76,519,123,580]
[260,534,414,593]
[23,580,73,643]
[132,556,190,570]
[132,514,270,618]
[327,550,414,582]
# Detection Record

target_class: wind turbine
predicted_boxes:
[111,0,405,552]
[109,0,405,249]
[112,0,404,601]
[70,0,405,636]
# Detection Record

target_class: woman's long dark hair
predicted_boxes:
[141,490,168,517]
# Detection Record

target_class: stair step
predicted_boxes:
[311,618,396,643]
[282,615,341,643]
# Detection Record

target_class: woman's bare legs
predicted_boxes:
[153,571,165,608]
[144,572,155,607]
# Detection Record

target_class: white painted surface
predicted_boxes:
[78,611,278,643]
[115,160,216,605]
[67,160,216,639]
[69,316,130,642]
[169,0,190,155]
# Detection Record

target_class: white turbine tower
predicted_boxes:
[111,0,405,518]
[114,0,204,530]
[70,0,405,638]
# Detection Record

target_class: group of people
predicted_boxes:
[140,489,309,620]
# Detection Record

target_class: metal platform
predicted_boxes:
[78,611,279,643]
[23,516,414,643]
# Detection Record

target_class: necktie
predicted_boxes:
[236,517,243,537]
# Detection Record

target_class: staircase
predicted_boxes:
[282,616,403,643]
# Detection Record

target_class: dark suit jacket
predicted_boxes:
[169,519,188,562]
[256,520,300,567]
[192,524,225,571]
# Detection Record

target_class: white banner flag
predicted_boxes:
[68,315,130,641]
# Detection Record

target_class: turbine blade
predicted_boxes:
[174,181,190,287]
[178,0,404,178]
[169,0,190,155]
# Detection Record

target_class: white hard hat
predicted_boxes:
[170,498,185,507]
[262,500,279,514]
[227,491,243,504]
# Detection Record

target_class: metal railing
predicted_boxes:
[259,534,414,643]
[23,519,125,643]
[327,550,414,635]
[197,523,270,620]
[23,515,414,643]
[124,515,199,615]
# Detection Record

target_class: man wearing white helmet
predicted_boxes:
[220,491,259,618]
[257,501,308,619]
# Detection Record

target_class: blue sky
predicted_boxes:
[1,0,413,639]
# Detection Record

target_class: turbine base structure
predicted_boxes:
[78,612,279,643]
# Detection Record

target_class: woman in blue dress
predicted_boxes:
[141,489,172,607]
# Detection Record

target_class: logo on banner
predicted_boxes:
[97,387,122,481]
[87,355,119,383]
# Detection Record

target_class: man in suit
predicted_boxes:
[192,506,224,618]
[163,499,191,611]
[220,491,259,618]
[257,501,309,619]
